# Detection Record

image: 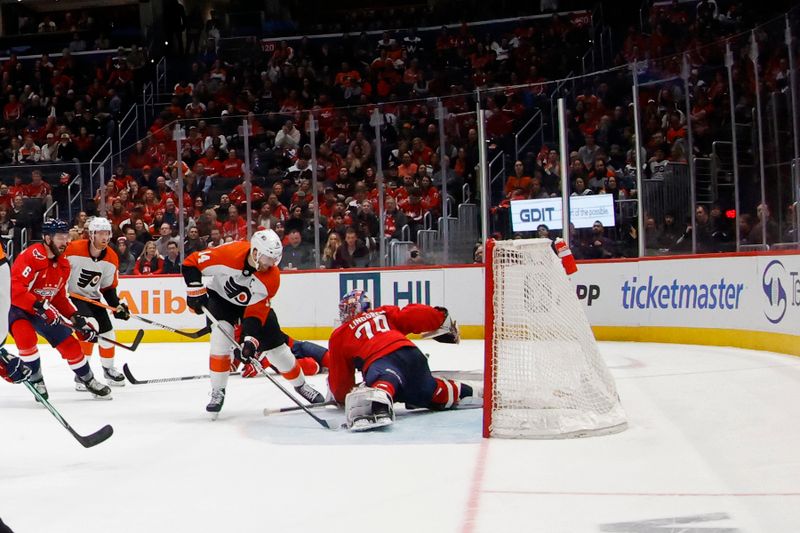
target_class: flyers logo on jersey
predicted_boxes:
[78,269,102,288]
[224,278,252,305]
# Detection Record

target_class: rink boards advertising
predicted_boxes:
[55,251,800,356]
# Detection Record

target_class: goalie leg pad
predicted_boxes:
[345,387,395,431]
[431,378,461,409]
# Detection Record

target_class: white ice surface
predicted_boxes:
[1,340,800,533]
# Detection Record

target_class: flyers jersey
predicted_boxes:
[64,239,120,301]
[326,304,446,403]
[11,242,77,317]
[183,241,280,323]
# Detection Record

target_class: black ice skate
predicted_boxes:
[103,366,126,387]
[207,388,225,420]
[294,382,325,404]
[80,376,113,400]
[31,377,48,401]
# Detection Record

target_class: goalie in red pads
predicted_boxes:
[327,290,481,431]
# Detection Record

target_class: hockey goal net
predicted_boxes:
[483,238,627,439]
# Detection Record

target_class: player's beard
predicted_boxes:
[47,238,66,258]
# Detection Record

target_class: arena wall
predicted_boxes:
[73,251,800,356]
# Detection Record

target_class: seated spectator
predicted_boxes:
[582,220,615,259]
[18,136,41,164]
[504,160,532,198]
[134,241,163,275]
[115,236,136,275]
[571,176,593,196]
[222,205,247,241]
[279,228,313,270]
[162,241,182,274]
[122,224,145,259]
[206,227,224,248]
[221,149,244,178]
[321,231,342,269]
[154,222,179,256]
[578,134,601,170]
[184,226,207,255]
[274,120,301,153]
[332,227,369,268]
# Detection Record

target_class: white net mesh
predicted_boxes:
[487,239,627,439]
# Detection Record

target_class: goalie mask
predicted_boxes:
[339,289,372,323]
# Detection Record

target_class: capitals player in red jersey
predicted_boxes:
[182,229,324,417]
[65,217,131,388]
[0,240,31,386]
[9,219,111,400]
[327,290,481,431]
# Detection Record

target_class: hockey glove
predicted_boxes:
[0,350,31,384]
[239,336,259,363]
[71,314,98,343]
[33,301,60,326]
[242,354,270,378]
[186,283,208,315]
[420,307,460,344]
[113,302,131,320]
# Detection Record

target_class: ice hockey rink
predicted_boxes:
[2,339,799,533]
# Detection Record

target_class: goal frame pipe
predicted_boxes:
[557,98,571,245]
[482,238,495,438]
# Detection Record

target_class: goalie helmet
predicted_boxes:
[339,289,371,324]
[88,217,112,234]
[250,229,282,268]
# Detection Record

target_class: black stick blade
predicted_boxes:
[75,424,114,448]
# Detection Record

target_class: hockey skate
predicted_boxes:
[79,376,113,400]
[294,382,325,404]
[102,366,126,387]
[207,388,225,420]
[30,378,48,401]
[74,375,86,391]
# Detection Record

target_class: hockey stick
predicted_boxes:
[70,293,211,339]
[201,307,332,429]
[1,353,114,448]
[55,310,144,352]
[263,400,338,416]
[122,363,241,385]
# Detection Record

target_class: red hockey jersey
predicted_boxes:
[327,304,446,403]
[11,243,77,317]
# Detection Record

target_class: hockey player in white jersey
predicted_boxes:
[65,217,131,387]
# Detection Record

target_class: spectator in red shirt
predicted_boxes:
[267,193,290,223]
[3,95,22,123]
[222,205,247,241]
[134,241,164,275]
[221,148,244,178]
[27,170,52,202]
[230,181,265,206]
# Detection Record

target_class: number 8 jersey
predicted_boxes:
[326,304,446,403]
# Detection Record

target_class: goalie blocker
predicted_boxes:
[332,290,481,431]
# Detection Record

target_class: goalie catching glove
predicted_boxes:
[345,386,395,432]
[420,307,460,344]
